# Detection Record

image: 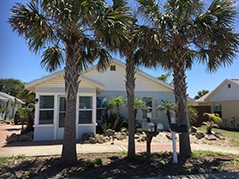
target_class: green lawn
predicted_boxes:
[196,125,239,147]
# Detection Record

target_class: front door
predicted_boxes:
[57,96,66,139]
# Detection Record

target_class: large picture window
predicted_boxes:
[79,96,92,124]
[97,96,108,121]
[39,95,54,124]
[142,97,152,119]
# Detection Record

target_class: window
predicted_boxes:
[214,104,222,118]
[79,96,92,124]
[59,97,66,127]
[110,65,116,71]
[142,97,152,119]
[97,96,108,121]
[39,96,54,124]
[228,84,231,88]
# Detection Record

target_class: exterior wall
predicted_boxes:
[98,91,175,130]
[34,125,54,141]
[210,100,239,130]
[85,62,172,92]
[77,125,96,139]
[209,81,239,101]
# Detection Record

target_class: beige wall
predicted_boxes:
[210,100,239,130]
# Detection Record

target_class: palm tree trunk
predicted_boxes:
[113,105,120,130]
[126,53,136,157]
[172,45,191,156]
[61,38,80,165]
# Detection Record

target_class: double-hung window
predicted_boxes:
[79,96,92,124]
[214,104,222,118]
[39,95,54,124]
[142,97,152,119]
[96,96,108,121]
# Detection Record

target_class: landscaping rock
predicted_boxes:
[120,127,128,133]
[81,133,90,141]
[214,132,225,140]
[205,134,217,140]
[105,129,115,137]
[104,136,111,142]
[195,131,205,139]
[19,134,32,141]
[190,126,198,134]
[135,128,143,134]
[96,135,105,143]
[6,133,19,143]
[88,137,97,144]
[115,132,127,140]
[134,134,140,139]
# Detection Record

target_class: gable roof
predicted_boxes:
[25,58,195,103]
[195,79,239,102]
[0,92,24,104]
[25,58,174,92]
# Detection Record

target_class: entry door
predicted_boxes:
[57,96,66,139]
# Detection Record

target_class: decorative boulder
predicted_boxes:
[81,133,90,141]
[6,133,19,143]
[105,129,115,137]
[134,134,140,139]
[88,137,97,144]
[19,134,32,141]
[96,135,105,143]
[214,132,225,140]
[115,132,127,140]
[190,126,198,134]
[120,127,128,133]
[205,134,217,140]
[135,128,143,134]
[195,131,205,139]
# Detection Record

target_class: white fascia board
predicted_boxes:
[204,79,229,101]
[25,70,64,90]
[80,75,105,90]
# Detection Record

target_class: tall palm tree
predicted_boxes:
[194,90,209,99]
[158,100,176,125]
[117,12,159,157]
[137,0,239,156]
[9,0,129,164]
[134,98,148,120]
[157,72,173,85]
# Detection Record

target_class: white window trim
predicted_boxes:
[39,95,55,125]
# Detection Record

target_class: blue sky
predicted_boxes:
[0,0,238,99]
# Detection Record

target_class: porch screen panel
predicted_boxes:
[96,96,108,121]
[39,96,54,124]
[79,96,92,124]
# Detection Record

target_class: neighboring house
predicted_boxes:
[25,58,195,141]
[0,92,24,120]
[196,79,239,130]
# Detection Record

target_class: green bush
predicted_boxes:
[95,158,103,165]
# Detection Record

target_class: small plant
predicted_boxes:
[203,113,222,134]
[118,151,127,155]
[83,160,95,167]
[95,158,103,165]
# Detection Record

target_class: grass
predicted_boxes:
[118,151,127,155]
[191,150,232,158]
[197,125,239,147]
[0,154,27,165]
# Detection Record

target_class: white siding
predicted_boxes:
[84,62,172,92]
[37,75,95,89]
[209,81,239,102]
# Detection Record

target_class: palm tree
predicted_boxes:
[194,90,209,99]
[203,113,222,134]
[158,100,176,125]
[134,98,148,120]
[9,0,129,165]
[187,104,198,126]
[105,96,125,130]
[157,72,173,85]
[137,0,239,156]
